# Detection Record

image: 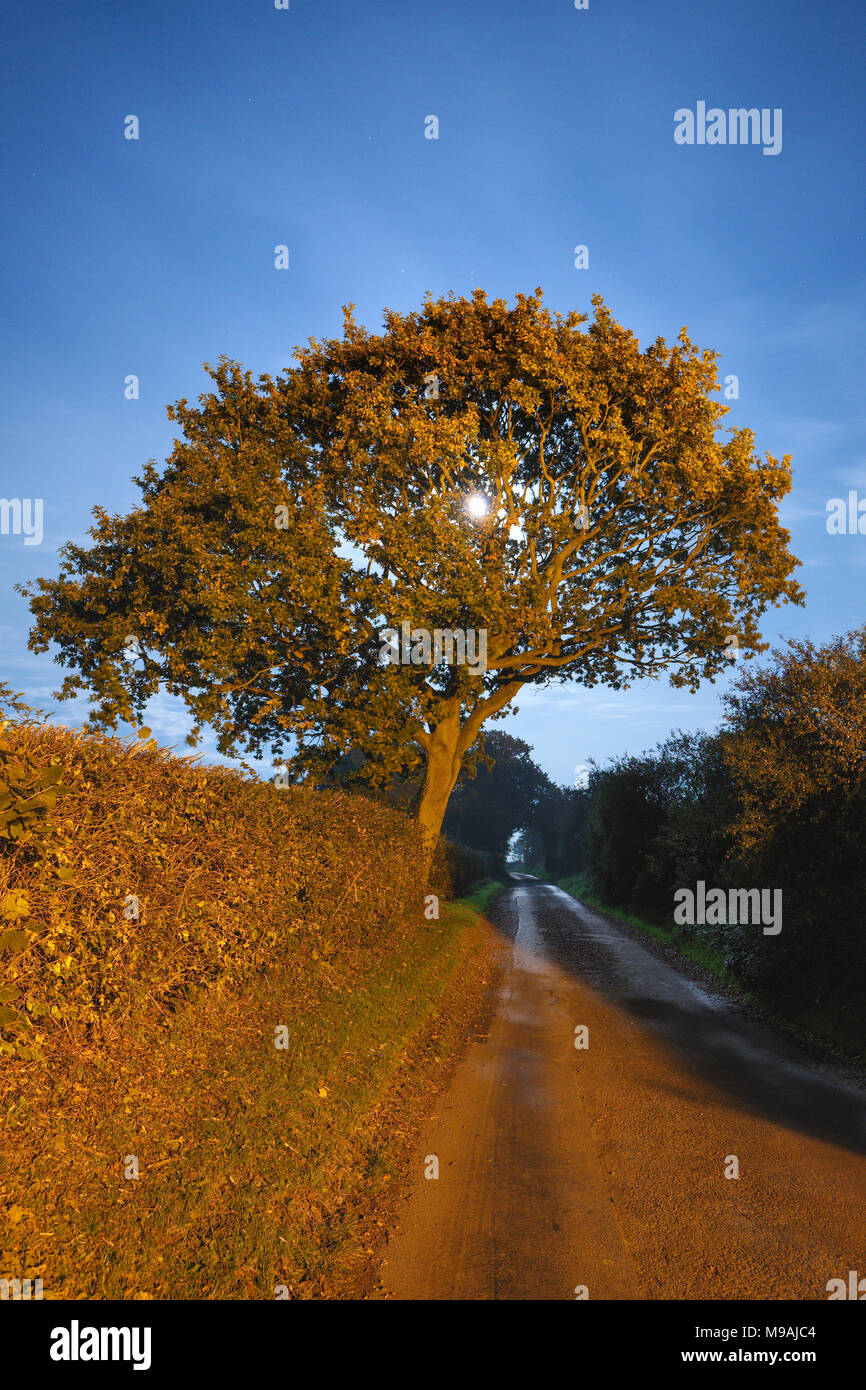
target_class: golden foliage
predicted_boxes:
[0,721,440,1056]
[0,713,491,1299]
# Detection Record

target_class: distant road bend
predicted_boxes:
[375,877,866,1300]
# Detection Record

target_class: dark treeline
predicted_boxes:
[458,628,866,1051]
[443,731,553,862]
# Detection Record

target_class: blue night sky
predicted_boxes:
[1,0,864,787]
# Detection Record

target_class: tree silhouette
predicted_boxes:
[443,731,550,860]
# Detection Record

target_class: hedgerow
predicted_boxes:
[0,717,441,1056]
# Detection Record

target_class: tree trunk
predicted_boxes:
[413,680,525,881]
[415,707,463,875]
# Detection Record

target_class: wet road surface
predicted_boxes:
[374,879,866,1300]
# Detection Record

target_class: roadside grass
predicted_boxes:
[0,880,502,1300]
[460,878,507,915]
[557,873,739,987]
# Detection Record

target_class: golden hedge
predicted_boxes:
[0,723,444,1055]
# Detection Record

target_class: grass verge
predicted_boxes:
[458,878,507,915]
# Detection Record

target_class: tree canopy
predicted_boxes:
[20,289,804,855]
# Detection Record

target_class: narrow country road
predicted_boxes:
[374,878,866,1300]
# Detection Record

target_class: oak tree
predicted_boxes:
[21,290,803,862]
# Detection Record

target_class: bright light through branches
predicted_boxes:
[465,494,489,520]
